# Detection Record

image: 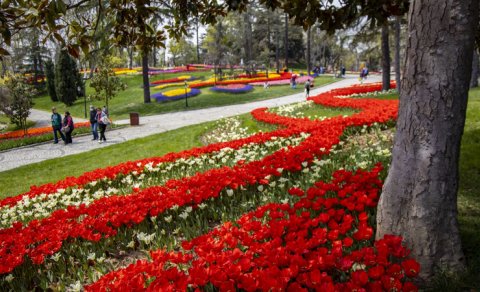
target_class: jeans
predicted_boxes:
[91,122,98,140]
[53,126,65,143]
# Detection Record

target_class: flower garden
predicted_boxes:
[0,81,422,291]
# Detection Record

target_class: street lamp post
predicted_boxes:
[184,80,189,107]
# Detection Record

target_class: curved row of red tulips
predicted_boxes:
[87,165,419,291]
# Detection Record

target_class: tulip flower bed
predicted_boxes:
[150,75,195,86]
[189,73,291,89]
[209,84,254,94]
[0,82,420,291]
[0,121,91,141]
[250,75,314,86]
[151,88,202,102]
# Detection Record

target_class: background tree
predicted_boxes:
[0,74,35,135]
[381,23,390,90]
[169,38,196,66]
[55,50,80,106]
[45,59,57,102]
[89,55,127,112]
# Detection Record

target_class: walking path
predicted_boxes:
[29,109,88,128]
[0,76,381,172]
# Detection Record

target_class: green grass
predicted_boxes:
[32,73,336,120]
[452,88,480,290]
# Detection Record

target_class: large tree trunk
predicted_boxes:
[307,26,311,76]
[142,53,151,103]
[381,22,391,90]
[377,0,479,282]
[394,16,402,93]
[284,13,288,69]
[470,49,479,88]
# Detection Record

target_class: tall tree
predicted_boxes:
[45,60,57,102]
[377,0,479,281]
[55,50,79,106]
[306,26,311,75]
[381,22,391,90]
[284,13,289,68]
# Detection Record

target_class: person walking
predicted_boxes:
[304,79,311,98]
[97,107,108,143]
[62,111,74,144]
[89,105,98,140]
[51,107,65,144]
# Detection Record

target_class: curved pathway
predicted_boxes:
[0,75,381,172]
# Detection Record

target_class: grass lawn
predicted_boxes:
[32,73,336,120]
[452,88,480,290]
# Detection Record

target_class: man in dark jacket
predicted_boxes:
[89,105,98,140]
[51,107,65,144]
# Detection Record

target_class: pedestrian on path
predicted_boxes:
[304,79,311,98]
[89,105,98,140]
[62,111,74,144]
[51,107,65,144]
[97,107,108,143]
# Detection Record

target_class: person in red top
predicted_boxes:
[63,111,74,144]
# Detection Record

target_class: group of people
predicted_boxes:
[51,106,110,145]
[51,108,75,144]
[89,105,110,143]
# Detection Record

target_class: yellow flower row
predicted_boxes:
[163,88,192,97]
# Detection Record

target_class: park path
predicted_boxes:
[0,75,381,172]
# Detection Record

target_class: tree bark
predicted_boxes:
[381,22,391,90]
[377,0,479,282]
[470,49,479,88]
[394,16,402,93]
[307,26,311,75]
[142,53,151,103]
[284,13,288,69]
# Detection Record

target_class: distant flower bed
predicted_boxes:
[0,122,91,141]
[152,88,201,102]
[190,73,291,89]
[150,75,196,86]
[250,76,314,86]
[209,84,254,94]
